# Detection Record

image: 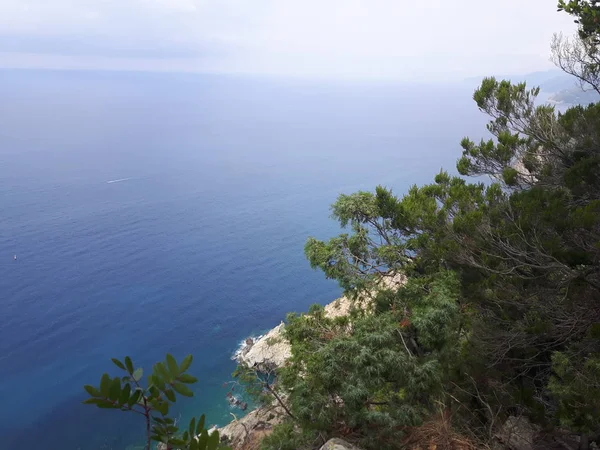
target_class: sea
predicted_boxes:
[0,69,488,449]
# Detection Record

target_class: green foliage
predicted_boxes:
[502,167,519,186]
[288,4,600,447]
[232,363,275,407]
[83,354,230,450]
[271,273,464,450]
[558,0,600,42]
[260,421,316,450]
[549,352,600,433]
[305,188,412,293]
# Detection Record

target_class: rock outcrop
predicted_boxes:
[219,403,286,449]
[223,273,406,449]
[237,273,406,371]
[491,415,586,450]
[320,438,363,450]
[238,323,290,370]
[493,416,540,450]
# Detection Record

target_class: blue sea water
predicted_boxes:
[0,70,487,449]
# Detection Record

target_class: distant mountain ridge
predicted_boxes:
[463,69,597,106]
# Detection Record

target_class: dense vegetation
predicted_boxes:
[258,3,600,450]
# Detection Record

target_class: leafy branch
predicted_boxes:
[83,354,230,450]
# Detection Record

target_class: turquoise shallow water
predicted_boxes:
[0,70,486,449]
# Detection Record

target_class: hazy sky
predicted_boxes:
[0,0,576,80]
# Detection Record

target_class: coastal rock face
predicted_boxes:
[219,403,286,449]
[222,273,407,449]
[320,438,363,450]
[238,273,406,371]
[239,323,291,370]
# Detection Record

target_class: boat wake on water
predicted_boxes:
[106,177,133,184]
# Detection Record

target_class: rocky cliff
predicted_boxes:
[236,273,406,371]
[220,274,406,449]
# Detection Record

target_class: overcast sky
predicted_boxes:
[0,0,576,80]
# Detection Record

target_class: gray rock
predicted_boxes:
[494,416,541,450]
[239,323,291,370]
[219,404,286,447]
[319,438,362,450]
[238,274,407,371]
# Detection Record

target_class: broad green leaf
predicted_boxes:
[189,438,199,450]
[149,385,160,398]
[154,362,170,381]
[119,383,131,405]
[169,438,186,447]
[183,431,189,441]
[172,382,193,397]
[150,422,163,433]
[152,374,166,391]
[124,356,134,374]
[164,388,176,403]
[166,353,179,375]
[82,398,104,405]
[132,367,143,382]
[97,400,118,409]
[158,400,169,416]
[207,430,220,450]
[108,377,121,401]
[196,414,206,435]
[177,374,198,384]
[128,389,142,407]
[84,385,101,397]
[197,430,208,450]
[111,358,125,370]
[100,373,111,397]
[188,417,196,437]
[180,354,193,373]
